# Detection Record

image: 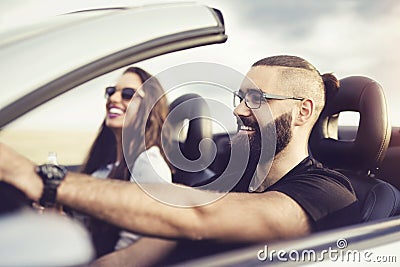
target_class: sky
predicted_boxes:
[1,0,399,127]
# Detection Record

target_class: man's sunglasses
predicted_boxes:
[105,86,137,100]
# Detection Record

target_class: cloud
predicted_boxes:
[230,0,399,40]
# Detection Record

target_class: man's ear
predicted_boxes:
[293,99,313,126]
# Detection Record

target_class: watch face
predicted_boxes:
[40,165,67,180]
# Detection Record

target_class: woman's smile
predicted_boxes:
[107,105,125,119]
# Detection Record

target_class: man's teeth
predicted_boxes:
[240,125,255,131]
[109,108,124,115]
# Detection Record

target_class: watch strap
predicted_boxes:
[36,164,67,207]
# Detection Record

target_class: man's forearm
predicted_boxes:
[0,142,219,241]
[58,173,310,243]
[57,173,206,240]
[0,143,310,243]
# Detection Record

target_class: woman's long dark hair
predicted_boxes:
[78,66,173,257]
[79,121,116,175]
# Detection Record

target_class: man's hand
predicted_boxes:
[0,143,43,201]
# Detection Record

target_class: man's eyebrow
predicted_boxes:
[239,87,252,91]
[240,88,260,93]
[237,88,255,96]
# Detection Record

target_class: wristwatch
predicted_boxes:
[35,164,67,207]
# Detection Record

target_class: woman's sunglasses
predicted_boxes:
[105,86,136,100]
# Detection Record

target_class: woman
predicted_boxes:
[79,67,174,257]
[81,66,172,182]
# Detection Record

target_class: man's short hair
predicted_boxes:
[252,55,319,72]
[251,55,326,120]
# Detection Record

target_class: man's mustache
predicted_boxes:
[236,115,260,131]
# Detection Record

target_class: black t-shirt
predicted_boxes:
[162,157,362,265]
[264,157,361,231]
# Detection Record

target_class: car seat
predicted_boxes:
[309,76,400,221]
[168,93,216,186]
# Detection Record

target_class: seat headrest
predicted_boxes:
[309,76,391,173]
[169,93,213,162]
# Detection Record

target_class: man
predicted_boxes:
[0,55,360,246]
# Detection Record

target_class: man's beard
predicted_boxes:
[260,111,293,157]
[230,112,293,191]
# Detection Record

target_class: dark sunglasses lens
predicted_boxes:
[246,91,261,109]
[105,87,116,98]
[121,88,135,100]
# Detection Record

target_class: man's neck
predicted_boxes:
[254,144,308,192]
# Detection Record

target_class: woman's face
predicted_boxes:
[105,72,144,131]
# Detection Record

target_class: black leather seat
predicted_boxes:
[309,76,400,221]
[168,93,215,186]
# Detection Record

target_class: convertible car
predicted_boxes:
[0,2,399,266]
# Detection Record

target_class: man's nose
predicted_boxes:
[233,100,252,117]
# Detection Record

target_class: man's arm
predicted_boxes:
[58,174,311,242]
[0,143,311,243]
